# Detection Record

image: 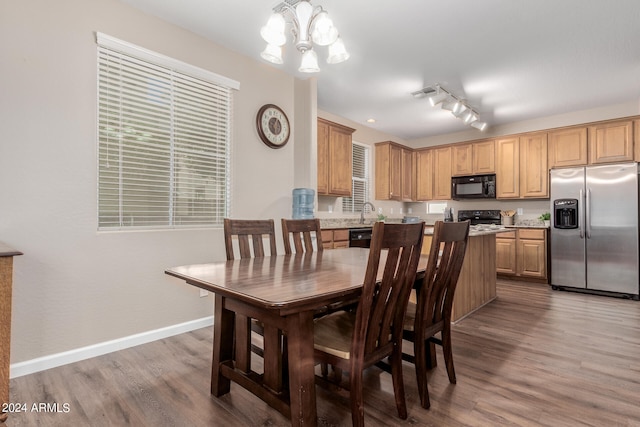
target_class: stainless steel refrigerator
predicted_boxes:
[550,163,639,299]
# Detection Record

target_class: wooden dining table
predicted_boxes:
[165,248,429,427]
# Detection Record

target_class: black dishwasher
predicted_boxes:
[349,227,373,248]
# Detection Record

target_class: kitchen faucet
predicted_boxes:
[360,202,376,224]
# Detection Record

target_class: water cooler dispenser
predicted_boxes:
[553,199,578,229]
[292,188,315,219]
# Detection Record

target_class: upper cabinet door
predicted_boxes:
[317,119,329,195]
[496,137,520,198]
[452,144,473,176]
[433,146,452,200]
[401,148,414,201]
[520,132,548,198]
[317,118,355,197]
[588,120,634,165]
[375,141,403,201]
[328,126,354,196]
[414,148,433,201]
[473,140,496,174]
[548,127,587,168]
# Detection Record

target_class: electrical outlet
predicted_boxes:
[378,207,383,214]
[400,208,403,214]
[517,208,523,215]
[199,289,209,297]
[408,207,413,214]
[390,208,394,214]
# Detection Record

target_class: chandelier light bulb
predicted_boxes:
[327,37,350,64]
[261,43,284,64]
[299,49,320,73]
[260,13,286,46]
[311,11,338,46]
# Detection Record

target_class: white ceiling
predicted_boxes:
[120,0,640,140]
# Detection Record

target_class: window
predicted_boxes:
[96,33,239,229]
[342,142,370,212]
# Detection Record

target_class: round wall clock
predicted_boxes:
[256,104,290,149]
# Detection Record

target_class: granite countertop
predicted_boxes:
[319,218,549,232]
[424,225,513,237]
[319,218,407,229]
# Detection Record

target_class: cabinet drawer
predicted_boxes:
[333,241,350,248]
[498,231,517,239]
[518,229,545,240]
[320,230,333,242]
[333,229,350,241]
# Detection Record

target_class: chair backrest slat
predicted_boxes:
[352,222,425,360]
[281,218,323,255]
[416,220,470,330]
[224,218,277,260]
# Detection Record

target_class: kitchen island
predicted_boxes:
[423,225,511,322]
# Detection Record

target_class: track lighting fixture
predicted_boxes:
[413,84,488,131]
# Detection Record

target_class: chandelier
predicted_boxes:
[412,85,488,131]
[260,0,349,73]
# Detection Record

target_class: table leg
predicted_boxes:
[211,294,234,396]
[286,311,316,427]
[263,323,283,393]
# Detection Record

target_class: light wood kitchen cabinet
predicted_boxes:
[496,230,517,274]
[497,134,548,199]
[452,140,495,176]
[473,140,496,174]
[375,141,402,200]
[452,143,473,176]
[451,140,496,176]
[317,118,355,197]
[375,141,415,201]
[401,148,414,201]
[433,146,452,200]
[496,137,520,198]
[320,228,350,249]
[588,119,634,164]
[517,229,547,279]
[635,119,640,162]
[497,228,548,282]
[548,126,588,168]
[414,148,433,201]
[519,132,548,198]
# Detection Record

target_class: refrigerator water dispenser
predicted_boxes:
[553,199,578,229]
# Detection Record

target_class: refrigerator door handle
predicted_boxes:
[579,189,585,238]
[585,188,592,239]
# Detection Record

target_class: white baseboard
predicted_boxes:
[10,316,214,379]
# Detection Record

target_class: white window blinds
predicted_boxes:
[342,142,370,212]
[97,34,238,229]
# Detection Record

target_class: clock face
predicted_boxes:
[257,104,290,149]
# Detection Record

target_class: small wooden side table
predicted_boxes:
[0,243,22,423]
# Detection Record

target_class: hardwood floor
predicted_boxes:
[6,280,640,426]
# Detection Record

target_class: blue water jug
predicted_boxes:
[292,188,315,219]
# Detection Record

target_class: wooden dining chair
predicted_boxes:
[313,221,425,426]
[223,218,278,370]
[281,218,323,254]
[223,218,277,260]
[403,220,470,409]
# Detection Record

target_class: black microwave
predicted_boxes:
[451,174,496,199]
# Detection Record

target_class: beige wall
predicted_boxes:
[0,0,310,365]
